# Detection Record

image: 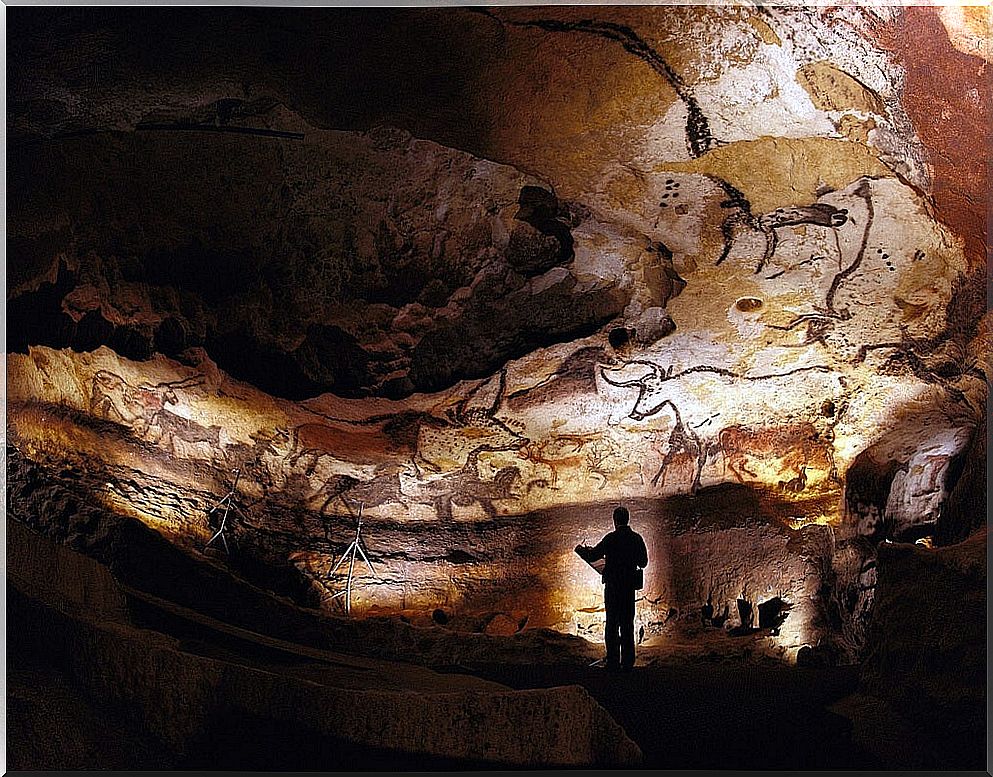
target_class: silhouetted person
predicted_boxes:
[576,506,648,671]
[737,592,754,630]
[701,597,715,626]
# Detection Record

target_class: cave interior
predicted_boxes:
[5,4,990,771]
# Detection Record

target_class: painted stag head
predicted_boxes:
[600,361,674,421]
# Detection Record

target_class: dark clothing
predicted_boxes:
[581,525,648,670]
[605,583,637,669]
[586,524,649,588]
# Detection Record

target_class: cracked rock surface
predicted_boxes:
[7,3,988,689]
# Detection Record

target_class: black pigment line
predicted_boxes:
[743,364,834,380]
[691,413,720,429]
[825,179,874,314]
[832,228,845,270]
[851,340,979,412]
[678,363,834,382]
[611,360,834,382]
[767,312,839,332]
[712,176,752,211]
[675,364,745,380]
[710,176,756,266]
[503,16,715,158]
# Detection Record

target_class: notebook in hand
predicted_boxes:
[575,546,606,575]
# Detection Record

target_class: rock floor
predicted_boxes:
[7,512,976,771]
[466,660,875,770]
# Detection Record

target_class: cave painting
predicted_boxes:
[599,358,847,493]
[6,6,986,711]
[156,408,225,462]
[504,15,716,158]
[407,448,522,521]
[642,403,710,494]
[261,370,529,520]
[718,191,850,275]
[309,453,521,524]
[600,359,836,422]
[519,432,623,491]
[717,176,967,379]
[414,369,528,473]
[286,421,405,474]
[314,464,408,533]
[89,370,201,442]
[741,179,878,354]
[718,422,836,488]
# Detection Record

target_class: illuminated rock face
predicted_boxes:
[7,6,988,660]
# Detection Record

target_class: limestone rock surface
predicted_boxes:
[6,4,988,669]
[8,518,642,769]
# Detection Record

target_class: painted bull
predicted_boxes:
[599,359,834,422]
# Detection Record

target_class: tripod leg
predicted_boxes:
[355,543,380,580]
[205,504,231,551]
[346,542,357,615]
[329,541,357,576]
[205,492,231,517]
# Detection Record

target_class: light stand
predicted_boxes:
[327,501,380,615]
[204,467,249,554]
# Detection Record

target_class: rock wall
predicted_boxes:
[848,530,987,768]
[7,518,642,769]
[6,5,988,660]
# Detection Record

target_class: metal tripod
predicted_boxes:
[327,501,380,615]
[204,467,249,554]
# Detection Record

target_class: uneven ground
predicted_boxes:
[8,576,869,771]
[10,512,983,771]
[6,6,988,770]
[475,662,870,770]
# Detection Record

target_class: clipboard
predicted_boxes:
[575,547,643,589]
[575,546,606,576]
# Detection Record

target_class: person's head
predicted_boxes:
[613,505,630,528]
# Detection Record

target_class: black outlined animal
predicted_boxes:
[286,422,402,475]
[642,400,712,494]
[778,465,808,493]
[713,177,850,275]
[599,359,833,422]
[415,369,529,473]
[89,370,201,439]
[411,448,522,521]
[156,408,225,461]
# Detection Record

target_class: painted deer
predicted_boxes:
[519,432,619,491]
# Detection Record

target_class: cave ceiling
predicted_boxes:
[6,5,990,651]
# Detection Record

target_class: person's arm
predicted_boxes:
[584,535,608,562]
[637,535,648,568]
